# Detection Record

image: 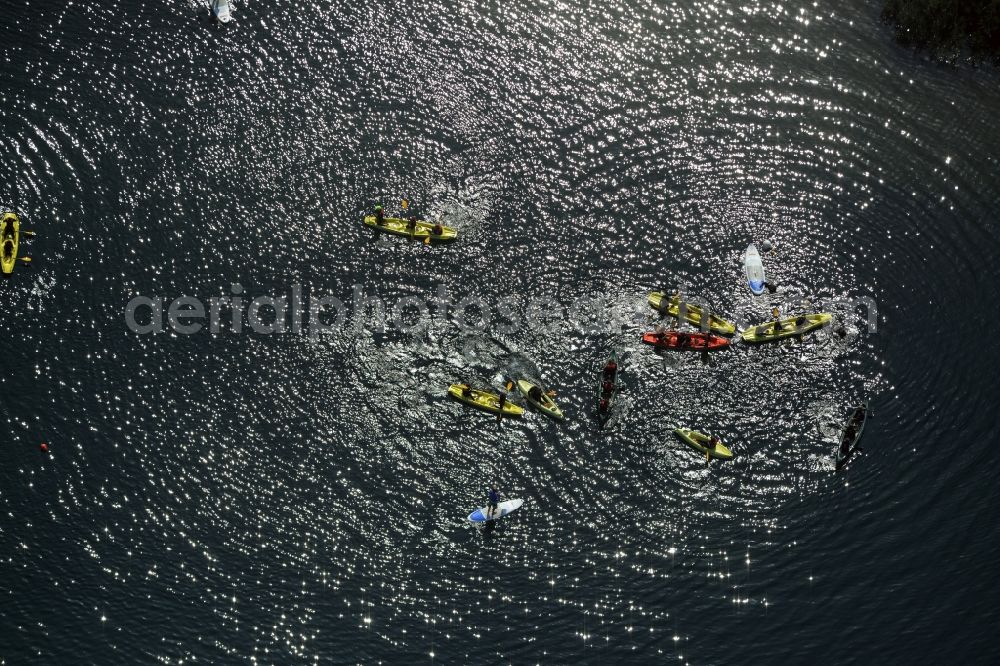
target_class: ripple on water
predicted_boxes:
[2,0,1000,663]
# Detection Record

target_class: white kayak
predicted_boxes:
[744,244,766,295]
[211,0,233,23]
[468,499,523,524]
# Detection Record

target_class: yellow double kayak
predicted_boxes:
[742,313,832,343]
[448,384,524,417]
[674,428,733,460]
[1,212,18,275]
[363,215,457,242]
[647,293,736,336]
[516,379,564,421]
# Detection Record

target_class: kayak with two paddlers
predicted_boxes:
[595,350,621,427]
[642,330,730,352]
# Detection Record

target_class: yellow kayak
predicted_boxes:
[448,384,524,417]
[363,215,457,242]
[742,313,832,343]
[516,379,564,421]
[674,428,733,460]
[647,293,735,336]
[1,212,19,275]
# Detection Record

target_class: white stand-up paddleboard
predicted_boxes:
[744,244,766,295]
[468,499,523,524]
[210,0,233,23]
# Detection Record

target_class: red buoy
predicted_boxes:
[40,442,49,453]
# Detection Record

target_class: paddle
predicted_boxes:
[401,200,433,244]
[400,198,439,245]
[400,199,415,240]
[499,380,514,425]
[19,257,31,265]
[21,230,36,237]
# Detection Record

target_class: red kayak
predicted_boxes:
[642,331,730,352]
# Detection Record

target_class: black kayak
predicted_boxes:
[835,403,868,470]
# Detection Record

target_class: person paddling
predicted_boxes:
[771,307,782,333]
[374,204,385,226]
[840,428,854,457]
[707,434,722,462]
[496,390,507,422]
[487,486,501,519]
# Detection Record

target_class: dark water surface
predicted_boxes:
[2,0,999,663]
